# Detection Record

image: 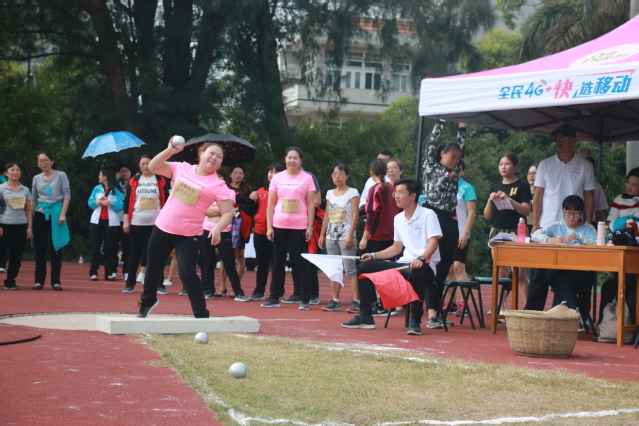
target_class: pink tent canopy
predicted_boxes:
[418,15,639,143]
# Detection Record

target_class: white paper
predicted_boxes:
[493,198,514,211]
[490,232,516,242]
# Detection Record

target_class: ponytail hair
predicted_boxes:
[370,158,390,198]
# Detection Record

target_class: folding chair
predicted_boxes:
[473,276,511,320]
[441,280,484,329]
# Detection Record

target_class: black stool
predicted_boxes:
[441,280,484,329]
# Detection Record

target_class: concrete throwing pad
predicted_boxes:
[96,315,261,335]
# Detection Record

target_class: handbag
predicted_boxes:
[611,227,638,246]
[596,297,634,344]
[231,217,242,249]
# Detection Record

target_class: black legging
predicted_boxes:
[140,226,208,318]
[433,212,458,283]
[200,230,244,296]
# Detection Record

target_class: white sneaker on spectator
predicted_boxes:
[123,273,128,281]
[136,272,145,283]
[163,279,173,287]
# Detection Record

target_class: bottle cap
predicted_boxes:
[519,217,525,223]
[598,221,605,225]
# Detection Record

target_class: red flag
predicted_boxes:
[359,268,420,309]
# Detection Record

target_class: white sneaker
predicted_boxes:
[163,279,173,287]
[110,273,117,279]
[0,268,6,273]
[123,273,128,281]
[136,272,145,283]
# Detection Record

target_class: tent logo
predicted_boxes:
[571,44,639,68]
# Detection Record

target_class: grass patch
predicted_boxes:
[144,333,639,425]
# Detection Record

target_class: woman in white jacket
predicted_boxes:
[87,168,124,281]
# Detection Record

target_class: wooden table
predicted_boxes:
[491,242,639,346]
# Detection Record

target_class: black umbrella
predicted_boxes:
[183,133,257,166]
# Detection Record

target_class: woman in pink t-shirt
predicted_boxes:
[261,147,316,309]
[137,138,234,319]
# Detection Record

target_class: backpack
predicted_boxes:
[597,297,634,344]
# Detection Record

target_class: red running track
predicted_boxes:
[1,261,638,424]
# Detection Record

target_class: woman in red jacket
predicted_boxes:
[247,162,284,300]
[122,155,170,293]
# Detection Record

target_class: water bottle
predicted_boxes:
[517,217,526,242]
[597,221,606,245]
[78,255,84,265]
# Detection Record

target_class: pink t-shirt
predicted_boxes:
[269,170,316,230]
[155,162,231,236]
[202,187,236,232]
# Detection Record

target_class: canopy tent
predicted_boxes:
[418,15,639,145]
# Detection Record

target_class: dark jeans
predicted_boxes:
[125,225,154,288]
[291,264,319,298]
[546,269,590,310]
[365,239,394,254]
[356,260,437,324]
[524,268,548,311]
[0,223,28,286]
[201,230,244,296]
[140,226,209,318]
[253,232,273,295]
[90,219,119,278]
[33,211,62,285]
[599,274,637,324]
[269,227,309,303]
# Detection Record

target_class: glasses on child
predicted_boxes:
[563,210,582,217]
[331,172,345,177]
[387,166,400,171]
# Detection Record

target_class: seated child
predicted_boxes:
[531,195,596,309]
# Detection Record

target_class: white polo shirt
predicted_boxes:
[394,205,442,275]
[535,153,595,228]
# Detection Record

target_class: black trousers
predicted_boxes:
[546,269,589,310]
[253,232,273,295]
[140,226,209,318]
[200,230,244,296]
[33,211,62,285]
[357,260,437,324]
[125,225,154,288]
[0,223,28,286]
[90,219,119,278]
[434,214,458,283]
[269,227,309,303]
[524,268,548,311]
[115,223,130,275]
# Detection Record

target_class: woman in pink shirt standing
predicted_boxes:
[137,138,234,318]
[261,147,316,310]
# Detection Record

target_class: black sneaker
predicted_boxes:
[137,300,159,318]
[346,301,360,313]
[372,307,390,316]
[407,319,422,335]
[426,315,443,329]
[4,284,19,290]
[298,302,310,310]
[249,293,265,301]
[341,315,375,329]
[204,291,215,300]
[309,297,320,305]
[122,286,135,294]
[280,294,302,304]
[178,289,188,296]
[157,286,170,295]
[261,297,280,308]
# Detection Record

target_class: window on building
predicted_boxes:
[391,56,410,92]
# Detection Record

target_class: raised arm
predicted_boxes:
[149,136,183,179]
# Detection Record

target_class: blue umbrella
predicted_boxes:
[82,131,146,158]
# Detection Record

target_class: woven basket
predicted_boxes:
[504,310,580,358]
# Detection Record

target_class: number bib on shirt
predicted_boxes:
[207,216,221,222]
[329,208,346,223]
[172,181,199,207]
[8,196,26,210]
[139,197,158,210]
[281,199,300,213]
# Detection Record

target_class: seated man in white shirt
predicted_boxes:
[342,178,442,335]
